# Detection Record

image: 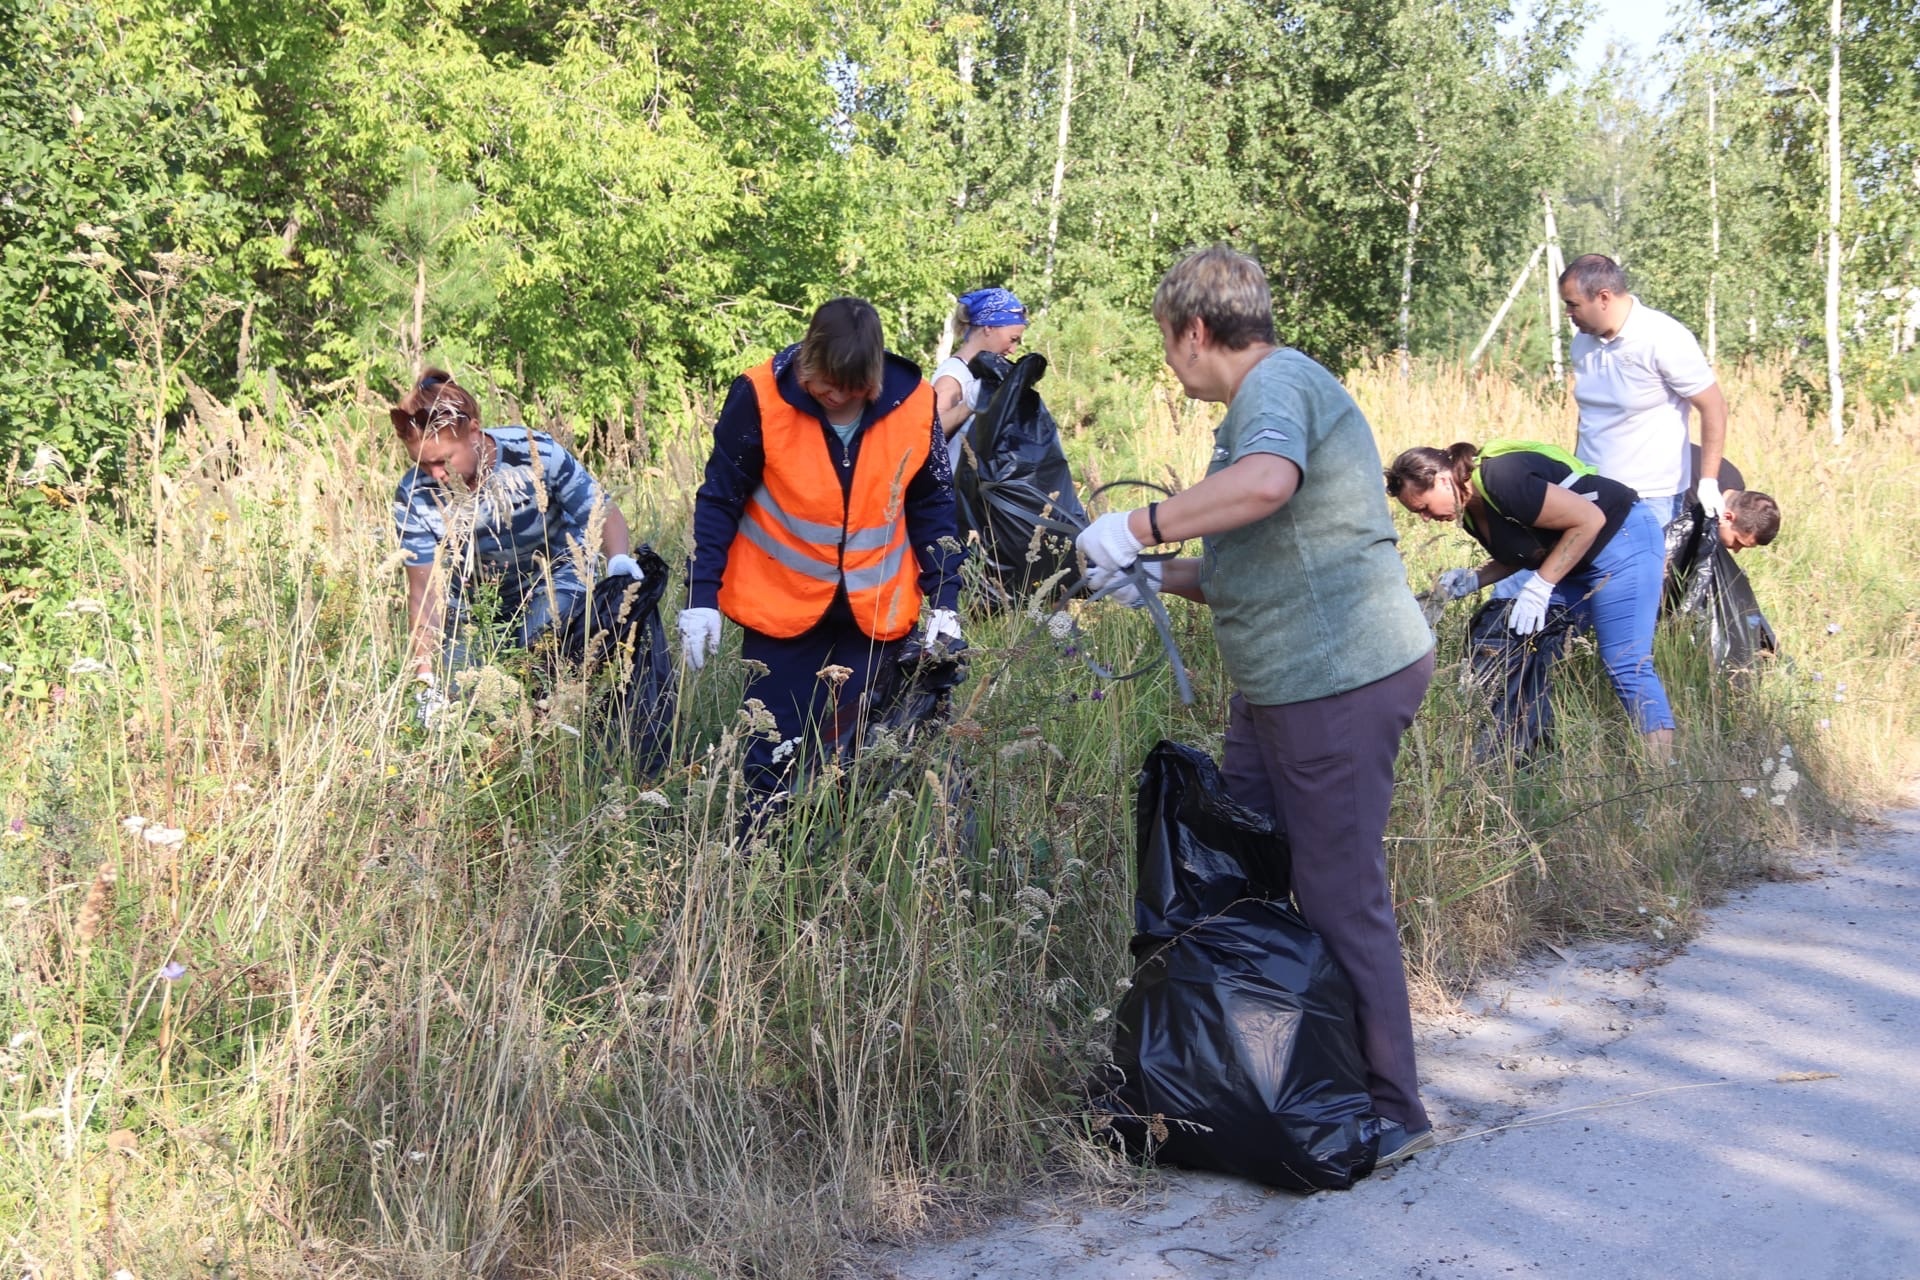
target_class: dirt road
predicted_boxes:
[877,807,1920,1279]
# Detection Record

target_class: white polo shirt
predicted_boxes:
[1569,297,1717,500]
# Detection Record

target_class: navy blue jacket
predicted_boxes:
[690,344,964,617]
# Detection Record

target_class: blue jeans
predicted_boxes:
[1548,502,1675,734]
[1491,495,1685,602]
[442,574,587,669]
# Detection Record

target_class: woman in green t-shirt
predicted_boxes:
[1075,245,1438,1168]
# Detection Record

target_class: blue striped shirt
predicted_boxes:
[392,427,607,611]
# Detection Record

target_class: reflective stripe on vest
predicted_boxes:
[717,360,933,640]
[1472,438,1596,515]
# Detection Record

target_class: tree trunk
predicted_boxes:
[1043,0,1077,297]
[1542,193,1563,380]
[1824,0,1845,442]
[1706,59,1720,363]
[1395,154,1429,380]
[412,257,427,380]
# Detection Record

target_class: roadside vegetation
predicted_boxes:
[3,345,1914,1277]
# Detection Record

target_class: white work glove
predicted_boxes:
[1087,559,1163,608]
[1435,567,1481,601]
[605,553,639,579]
[413,672,450,728]
[1076,510,1144,572]
[1506,574,1555,637]
[1695,477,1725,521]
[926,608,963,648]
[678,606,722,670]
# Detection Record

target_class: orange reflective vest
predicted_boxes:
[718,360,933,641]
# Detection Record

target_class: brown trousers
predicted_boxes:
[1221,649,1435,1130]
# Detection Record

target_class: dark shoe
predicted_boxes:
[1375,1122,1437,1167]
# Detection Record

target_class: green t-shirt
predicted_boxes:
[1198,348,1433,705]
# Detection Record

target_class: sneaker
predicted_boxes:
[1375,1122,1437,1167]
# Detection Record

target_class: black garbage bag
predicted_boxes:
[1465,597,1579,760]
[1664,506,1779,671]
[954,352,1088,603]
[546,544,677,773]
[1090,741,1379,1191]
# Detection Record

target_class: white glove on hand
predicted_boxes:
[678,606,722,670]
[605,553,639,579]
[414,672,449,728]
[1696,477,1725,521]
[926,608,963,647]
[1506,574,1554,636]
[1076,510,1144,572]
[1436,567,1480,601]
[1087,559,1163,608]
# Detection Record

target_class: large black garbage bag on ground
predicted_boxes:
[1465,597,1579,760]
[1664,506,1778,671]
[1090,741,1379,1191]
[547,544,677,773]
[954,352,1088,603]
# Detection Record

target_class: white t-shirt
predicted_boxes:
[1569,298,1717,500]
[932,355,980,471]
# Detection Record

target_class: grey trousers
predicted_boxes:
[1222,649,1435,1130]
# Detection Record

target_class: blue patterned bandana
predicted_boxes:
[960,287,1028,328]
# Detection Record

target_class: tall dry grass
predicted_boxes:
[1,359,1914,1278]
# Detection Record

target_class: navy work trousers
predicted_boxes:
[738,608,902,802]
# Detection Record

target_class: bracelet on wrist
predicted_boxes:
[1147,502,1165,545]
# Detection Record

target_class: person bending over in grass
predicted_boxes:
[1386,439,1676,756]
[681,296,965,819]
[1075,245,1439,1168]
[390,369,639,716]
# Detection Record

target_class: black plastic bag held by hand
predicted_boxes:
[1091,742,1380,1191]
[953,352,1088,600]
[1665,507,1779,671]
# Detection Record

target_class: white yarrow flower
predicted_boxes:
[67,657,109,675]
[142,826,186,847]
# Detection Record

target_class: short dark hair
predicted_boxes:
[1728,490,1782,545]
[1559,254,1629,300]
[1152,245,1278,351]
[796,297,885,398]
[389,368,480,439]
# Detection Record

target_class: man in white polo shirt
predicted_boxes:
[1559,253,1728,526]
[1472,255,1729,613]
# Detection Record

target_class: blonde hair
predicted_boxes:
[1152,245,1277,350]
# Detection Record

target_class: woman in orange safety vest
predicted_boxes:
[681,297,965,812]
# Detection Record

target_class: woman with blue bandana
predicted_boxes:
[932,287,1029,471]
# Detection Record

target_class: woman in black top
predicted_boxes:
[1386,440,1675,750]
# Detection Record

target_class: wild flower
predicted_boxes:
[67,657,110,675]
[122,815,149,834]
[636,790,670,809]
[157,961,187,982]
[1740,786,1758,799]
[1046,611,1074,641]
[143,826,187,847]
[816,664,854,687]
[71,598,107,615]
[1779,744,1794,760]
[770,737,798,764]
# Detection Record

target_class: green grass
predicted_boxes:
[1,359,1914,1277]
